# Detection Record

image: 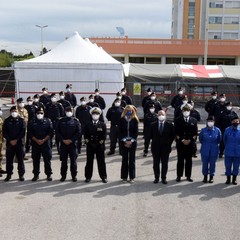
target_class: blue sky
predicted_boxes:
[0,0,172,55]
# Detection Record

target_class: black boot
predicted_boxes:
[209,175,214,183]
[5,174,11,182]
[32,175,39,181]
[225,176,231,184]
[232,175,237,185]
[203,175,208,183]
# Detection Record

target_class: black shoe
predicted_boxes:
[19,176,25,181]
[0,173,2,177]
[219,154,223,158]
[32,175,39,182]
[143,153,147,157]
[209,176,214,183]
[25,148,30,153]
[176,177,181,182]
[0,169,7,174]
[77,149,81,154]
[72,177,77,182]
[153,179,159,184]
[47,175,52,181]
[5,175,11,182]
[187,177,193,182]
[23,157,28,161]
[102,178,108,183]
[225,176,231,184]
[85,179,91,183]
[203,175,208,183]
[107,151,115,156]
[232,175,237,185]
[60,177,66,182]
[162,179,168,184]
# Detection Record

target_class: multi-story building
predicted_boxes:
[172,0,240,40]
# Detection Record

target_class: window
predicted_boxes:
[209,2,223,8]
[146,57,161,64]
[129,57,144,63]
[192,86,215,102]
[209,32,221,39]
[209,17,222,24]
[223,32,239,40]
[224,17,239,24]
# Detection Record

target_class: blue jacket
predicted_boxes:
[199,126,221,157]
[223,126,240,157]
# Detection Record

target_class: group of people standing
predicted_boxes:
[0,85,239,186]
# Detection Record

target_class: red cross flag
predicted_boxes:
[180,65,224,78]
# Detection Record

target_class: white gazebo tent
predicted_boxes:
[14,31,124,109]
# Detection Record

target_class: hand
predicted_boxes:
[182,139,191,145]
[124,140,132,148]
[63,139,72,145]
[99,140,104,144]
[10,139,17,146]
[36,139,45,145]
[85,139,89,144]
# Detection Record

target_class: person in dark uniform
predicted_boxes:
[33,94,45,112]
[175,104,198,182]
[86,94,100,108]
[121,87,132,105]
[143,92,162,115]
[45,93,64,153]
[115,92,127,108]
[94,89,106,111]
[39,87,51,107]
[205,91,218,117]
[58,91,71,112]
[174,95,188,120]
[119,105,139,183]
[65,84,77,107]
[106,98,124,155]
[24,96,38,153]
[143,104,158,157]
[150,110,175,184]
[171,87,184,120]
[56,106,81,182]
[142,88,152,111]
[218,101,238,158]
[84,107,107,183]
[29,107,54,181]
[3,106,26,181]
[75,97,92,154]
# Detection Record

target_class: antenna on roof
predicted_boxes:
[116,27,125,37]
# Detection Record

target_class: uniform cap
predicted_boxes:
[146,88,152,92]
[89,94,94,99]
[94,88,99,93]
[121,87,126,92]
[219,93,226,98]
[66,84,72,89]
[182,104,191,111]
[90,107,102,115]
[206,115,215,121]
[148,103,155,108]
[178,87,183,91]
[211,91,217,95]
[16,97,23,103]
[42,87,48,91]
[50,93,56,98]
[59,91,64,96]
[65,106,73,112]
[225,101,232,106]
[33,94,40,99]
[231,116,239,121]
[114,98,121,103]
[150,92,156,96]
[10,106,17,112]
[27,96,32,101]
[183,95,188,100]
[80,96,86,101]
[37,107,44,113]
[116,92,122,97]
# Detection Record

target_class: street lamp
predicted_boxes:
[35,25,48,55]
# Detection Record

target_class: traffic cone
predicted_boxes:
[11,96,15,104]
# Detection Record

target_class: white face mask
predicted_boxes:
[37,113,44,120]
[150,96,156,100]
[149,108,155,113]
[66,88,71,92]
[212,96,217,100]
[219,98,225,103]
[207,121,214,128]
[81,101,86,105]
[0,111,3,116]
[89,99,94,103]
[95,92,99,96]
[18,102,24,108]
[66,112,73,117]
[92,114,100,121]
[43,91,47,94]
[11,112,18,118]
[183,111,190,117]
[183,100,188,104]
[28,101,33,105]
[51,97,57,103]
[121,91,126,95]
[227,106,232,111]
[115,102,121,107]
[158,115,166,121]
[34,98,39,102]
[147,92,152,95]
[178,91,183,95]
[60,96,64,100]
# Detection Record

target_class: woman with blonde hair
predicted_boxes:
[119,105,139,183]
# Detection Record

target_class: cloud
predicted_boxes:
[0,0,172,54]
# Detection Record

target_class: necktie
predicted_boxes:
[185,118,188,123]
[159,122,163,135]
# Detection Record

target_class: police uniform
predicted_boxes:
[56,106,81,182]
[65,84,77,107]
[93,89,106,110]
[0,110,6,176]
[84,107,107,183]
[171,88,184,119]
[39,87,51,107]
[205,91,218,116]
[3,106,26,181]
[29,107,54,181]
[142,88,152,110]
[86,95,100,108]
[58,91,71,112]
[121,87,132,105]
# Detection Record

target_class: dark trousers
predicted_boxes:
[85,143,107,180]
[176,144,193,178]
[25,130,31,152]
[121,142,137,180]
[143,126,151,153]
[109,125,120,152]
[60,142,78,178]
[31,142,52,176]
[152,150,169,180]
[6,143,25,176]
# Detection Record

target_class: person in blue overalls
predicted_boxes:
[199,116,221,183]
[223,116,240,185]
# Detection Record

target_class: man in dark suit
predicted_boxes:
[150,110,175,184]
[174,105,198,182]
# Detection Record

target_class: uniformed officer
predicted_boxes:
[84,107,107,183]
[143,92,162,115]
[106,98,124,155]
[3,106,26,181]
[171,87,184,120]
[115,92,127,108]
[33,94,45,111]
[65,84,77,107]
[29,107,54,181]
[56,106,81,182]
[86,94,100,108]
[175,104,198,182]
[0,108,6,177]
[39,87,51,107]
[205,91,218,117]
[141,88,152,111]
[94,89,106,111]
[121,87,132,105]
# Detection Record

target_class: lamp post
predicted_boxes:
[204,0,209,65]
[35,25,48,55]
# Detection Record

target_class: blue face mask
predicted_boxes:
[126,111,132,117]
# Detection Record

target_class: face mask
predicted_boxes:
[43,91,47,94]
[183,100,188,104]
[115,102,121,107]
[95,92,99,96]
[34,98,39,102]
[147,92,152,96]
[81,101,86,105]
[0,111,2,116]
[227,106,232,111]
[66,88,71,92]
[117,96,122,100]
[89,99,94,103]
[150,96,156,100]
[66,112,73,117]
[149,108,155,113]
[219,98,225,103]
[178,91,183,95]
[18,103,24,108]
[207,121,214,128]
[126,111,132,117]
[232,122,238,128]
[60,96,64,100]
[183,111,190,117]
[11,112,18,118]
[158,115,166,121]
[51,97,57,103]
[28,101,33,105]
[37,113,44,120]
[212,96,217,100]
[92,114,100,121]
[121,91,126,95]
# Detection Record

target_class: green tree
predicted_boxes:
[0,52,13,67]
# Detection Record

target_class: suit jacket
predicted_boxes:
[150,120,175,154]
